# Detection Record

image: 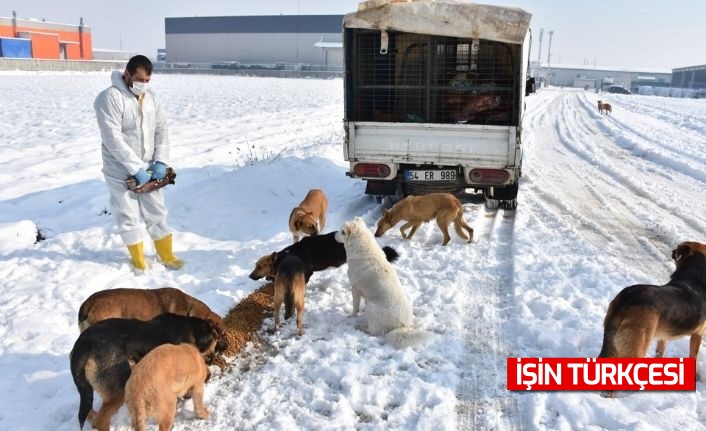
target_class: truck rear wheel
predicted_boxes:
[484,182,519,210]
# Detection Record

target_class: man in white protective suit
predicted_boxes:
[94,55,183,271]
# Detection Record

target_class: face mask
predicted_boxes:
[130,81,148,96]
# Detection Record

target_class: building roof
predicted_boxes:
[672,64,706,72]
[540,63,671,75]
[0,16,90,33]
[165,15,344,34]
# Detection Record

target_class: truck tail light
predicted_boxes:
[353,163,391,178]
[469,169,510,184]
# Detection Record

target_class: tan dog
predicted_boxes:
[374,193,474,246]
[597,100,612,114]
[599,241,706,396]
[289,189,328,242]
[125,343,210,431]
[78,287,227,355]
[249,252,278,281]
[249,253,308,335]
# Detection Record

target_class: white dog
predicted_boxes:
[336,217,431,348]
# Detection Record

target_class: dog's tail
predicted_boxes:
[598,301,618,358]
[382,246,400,263]
[386,326,433,349]
[70,344,94,430]
[453,212,474,243]
[284,279,295,321]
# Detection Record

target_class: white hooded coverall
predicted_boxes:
[94,70,171,245]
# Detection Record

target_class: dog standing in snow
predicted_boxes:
[336,217,431,348]
[288,189,328,242]
[597,100,612,114]
[125,343,210,431]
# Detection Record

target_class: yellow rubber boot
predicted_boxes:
[154,234,184,270]
[126,242,147,271]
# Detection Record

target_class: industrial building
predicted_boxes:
[164,15,344,69]
[672,64,706,89]
[0,12,92,60]
[537,63,671,93]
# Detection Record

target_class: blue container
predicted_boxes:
[0,38,32,58]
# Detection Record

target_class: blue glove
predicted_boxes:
[133,168,150,186]
[150,161,168,180]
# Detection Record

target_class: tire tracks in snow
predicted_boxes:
[558,94,706,238]
[522,90,678,278]
[456,206,520,430]
[575,94,706,182]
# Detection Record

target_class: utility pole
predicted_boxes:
[12,10,17,37]
[79,17,84,59]
[547,30,554,86]
[537,28,544,82]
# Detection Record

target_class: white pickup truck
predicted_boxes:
[342,0,534,208]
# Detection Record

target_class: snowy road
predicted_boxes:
[1,73,705,430]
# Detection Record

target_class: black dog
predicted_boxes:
[70,313,218,431]
[249,231,400,282]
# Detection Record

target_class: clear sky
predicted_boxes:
[5,0,705,71]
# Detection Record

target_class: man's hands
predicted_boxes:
[134,168,151,186]
[149,161,168,180]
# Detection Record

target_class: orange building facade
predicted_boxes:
[0,15,92,60]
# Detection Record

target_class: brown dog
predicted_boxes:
[599,241,706,396]
[71,314,217,431]
[78,287,227,354]
[250,252,278,281]
[375,193,474,246]
[289,189,328,242]
[125,343,210,431]
[272,254,307,335]
[597,100,612,114]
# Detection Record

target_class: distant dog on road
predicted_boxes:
[289,189,328,242]
[597,100,612,114]
[249,231,399,283]
[375,193,473,246]
[599,241,706,395]
[336,217,431,349]
[77,287,227,356]
[70,314,218,431]
[125,343,210,431]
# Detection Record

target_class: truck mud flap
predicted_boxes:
[365,180,398,196]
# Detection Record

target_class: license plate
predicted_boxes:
[404,169,456,182]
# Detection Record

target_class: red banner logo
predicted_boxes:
[506,358,696,391]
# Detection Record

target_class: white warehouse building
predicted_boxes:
[536,63,671,92]
[164,15,344,68]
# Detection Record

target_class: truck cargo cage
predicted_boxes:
[345,29,522,126]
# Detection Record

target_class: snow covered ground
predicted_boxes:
[0,72,705,430]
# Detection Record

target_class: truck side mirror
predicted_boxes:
[525,77,536,95]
